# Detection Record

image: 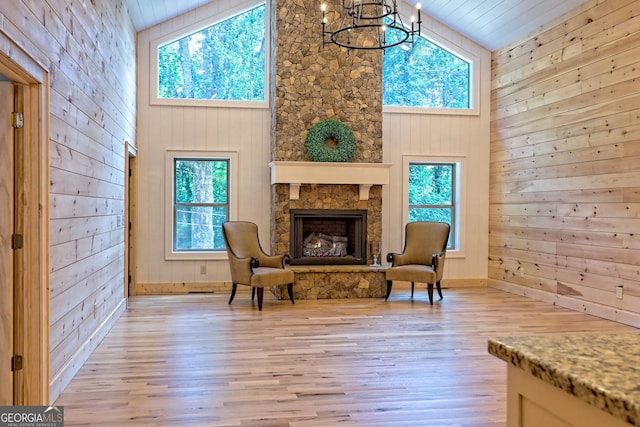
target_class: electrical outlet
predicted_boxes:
[200,265,206,275]
[616,285,623,299]
[518,268,525,278]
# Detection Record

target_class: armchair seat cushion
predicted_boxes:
[386,264,436,284]
[251,267,295,288]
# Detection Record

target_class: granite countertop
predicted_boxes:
[488,334,640,425]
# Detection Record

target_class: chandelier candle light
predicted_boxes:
[321,1,422,52]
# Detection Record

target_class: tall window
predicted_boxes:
[383,29,472,110]
[173,158,229,251]
[154,2,267,105]
[408,163,456,248]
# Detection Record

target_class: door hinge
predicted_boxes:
[128,275,132,284]
[11,355,23,371]
[11,112,24,129]
[11,234,23,249]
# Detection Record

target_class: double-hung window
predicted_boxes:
[174,158,229,251]
[165,151,238,260]
[406,159,464,250]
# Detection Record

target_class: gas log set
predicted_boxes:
[302,232,349,257]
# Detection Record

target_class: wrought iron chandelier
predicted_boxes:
[321,1,422,52]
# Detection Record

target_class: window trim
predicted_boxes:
[165,150,239,260]
[382,22,480,116]
[402,155,466,258]
[150,0,269,109]
[407,163,457,248]
[173,158,230,252]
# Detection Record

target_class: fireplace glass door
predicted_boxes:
[290,209,367,265]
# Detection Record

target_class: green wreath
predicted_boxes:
[305,119,356,162]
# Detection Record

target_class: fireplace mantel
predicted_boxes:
[269,161,391,200]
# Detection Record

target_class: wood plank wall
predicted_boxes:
[0,0,137,401]
[489,0,640,326]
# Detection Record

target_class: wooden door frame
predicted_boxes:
[0,79,15,406]
[0,30,50,405]
[125,141,137,298]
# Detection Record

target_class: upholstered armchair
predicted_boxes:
[222,221,295,311]
[385,221,451,305]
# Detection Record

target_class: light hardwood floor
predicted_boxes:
[54,287,638,426]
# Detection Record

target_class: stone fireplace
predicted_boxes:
[269,161,390,266]
[270,0,386,299]
[268,162,389,299]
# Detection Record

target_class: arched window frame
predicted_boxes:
[150,0,269,109]
[382,12,480,116]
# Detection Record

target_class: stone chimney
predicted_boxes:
[271,0,384,260]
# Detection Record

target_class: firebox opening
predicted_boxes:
[290,209,367,265]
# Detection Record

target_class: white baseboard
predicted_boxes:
[443,278,487,288]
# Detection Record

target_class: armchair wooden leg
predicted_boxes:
[427,283,434,305]
[436,280,443,300]
[411,282,415,298]
[385,280,393,301]
[287,283,295,304]
[251,286,256,301]
[229,283,238,305]
[256,287,264,311]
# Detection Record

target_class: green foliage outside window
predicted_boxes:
[383,25,470,109]
[408,163,455,248]
[158,4,266,101]
[174,159,229,251]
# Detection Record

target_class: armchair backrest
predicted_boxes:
[401,221,450,266]
[222,221,264,260]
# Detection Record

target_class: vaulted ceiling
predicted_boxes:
[123,0,590,51]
